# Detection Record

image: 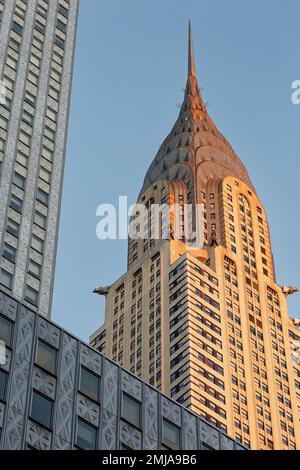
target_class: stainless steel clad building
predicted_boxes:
[0,289,246,451]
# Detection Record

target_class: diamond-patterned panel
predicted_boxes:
[119,420,142,450]
[220,433,235,450]
[121,370,142,401]
[0,291,17,321]
[102,359,118,415]
[3,407,24,450]
[144,385,158,440]
[37,317,60,349]
[15,306,35,361]
[54,435,71,450]
[26,420,52,450]
[32,366,56,400]
[77,393,99,427]
[161,396,181,426]
[199,421,220,449]
[100,408,117,450]
[80,344,102,375]
[8,355,30,414]
[183,410,197,450]
[143,434,158,450]
[0,402,5,428]
[54,333,77,442]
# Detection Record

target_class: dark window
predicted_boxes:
[0,370,7,402]
[202,442,215,450]
[34,20,45,34]
[76,418,97,450]
[6,218,19,237]
[34,211,47,229]
[10,194,22,212]
[122,393,141,428]
[0,315,13,348]
[37,5,47,18]
[37,188,49,206]
[24,91,35,106]
[31,391,53,429]
[13,172,25,189]
[12,21,23,35]
[28,259,41,279]
[25,285,39,306]
[162,419,180,450]
[56,19,66,33]
[80,367,100,402]
[58,4,68,17]
[31,234,44,253]
[0,269,13,290]
[55,35,64,49]
[22,110,33,125]
[3,243,16,263]
[120,443,133,450]
[36,340,57,375]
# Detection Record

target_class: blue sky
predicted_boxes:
[52,0,300,341]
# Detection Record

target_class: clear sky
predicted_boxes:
[51,0,300,341]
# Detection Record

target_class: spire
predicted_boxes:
[139,22,254,199]
[188,21,196,77]
[181,21,214,123]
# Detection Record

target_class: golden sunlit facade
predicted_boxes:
[90,25,300,450]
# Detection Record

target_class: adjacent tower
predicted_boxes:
[90,24,300,449]
[0,0,79,317]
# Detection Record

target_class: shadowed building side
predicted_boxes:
[0,0,79,318]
